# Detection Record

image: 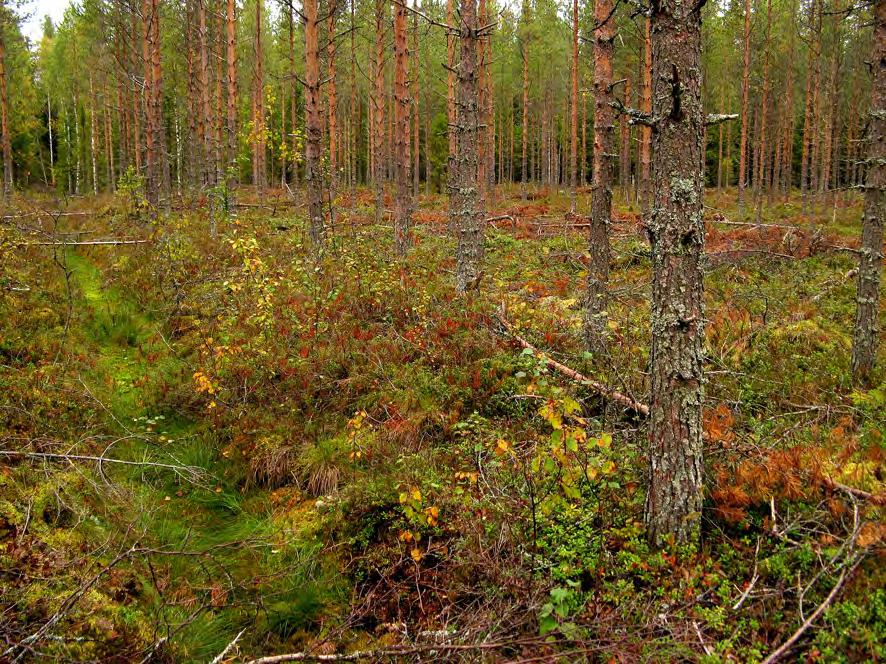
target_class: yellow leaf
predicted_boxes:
[410,548,422,562]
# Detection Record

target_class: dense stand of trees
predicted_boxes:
[0,0,875,205]
[0,0,881,547]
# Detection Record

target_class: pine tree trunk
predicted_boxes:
[453,0,484,293]
[143,0,156,203]
[328,2,339,193]
[781,6,796,200]
[198,0,213,186]
[253,0,265,192]
[0,27,13,197]
[800,0,818,208]
[447,0,456,162]
[393,0,412,254]
[351,0,359,195]
[639,16,652,209]
[809,2,823,205]
[304,0,324,244]
[520,6,529,200]
[289,1,297,185]
[620,77,631,194]
[584,0,615,353]
[570,0,579,210]
[151,0,169,203]
[412,4,420,197]
[754,0,772,223]
[717,89,724,191]
[851,0,885,384]
[738,0,751,213]
[645,0,705,548]
[581,89,587,187]
[373,0,386,225]
[477,0,488,197]
[214,5,224,184]
[89,75,99,195]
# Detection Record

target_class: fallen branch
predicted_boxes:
[246,639,531,664]
[210,629,247,664]
[20,239,151,247]
[496,309,649,417]
[822,477,885,506]
[760,561,856,664]
[708,249,798,261]
[708,218,802,231]
[0,450,207,482]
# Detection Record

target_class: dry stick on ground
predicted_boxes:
[21,239,151,246]
[0,450,207,484]
[246,639,544,664]
[210,628,247,664]
[496,308,649,416]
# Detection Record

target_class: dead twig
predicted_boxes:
[20,239,151,246]
[495,307,649,417]
[210,628,247,664]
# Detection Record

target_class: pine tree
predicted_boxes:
[645,0,706,548]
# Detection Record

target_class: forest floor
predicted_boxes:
[0,184,884,662]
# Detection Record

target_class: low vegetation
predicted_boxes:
[1,185,882,662]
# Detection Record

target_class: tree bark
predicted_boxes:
[143,0,156,203]
[328,1,339,193]
[738,0,751,213]
[620,77,631,194]
[851,0,885,383]
[393,0,412,254]
[447,0,456,164]
[252,0,266,192]
[452,0,484,293]
[373,0,386,225]
[520,0,530,200]
[570,0,579,211]
[477,0,488,198]
[800,0,818,207]
[304,0,325,244]
[412,4,420,197]
[198,0,214,185]
[639,16,652,209]
[754,0,772,223]
[584,0,615,354]
[0,26,13,197]
[645,0,706,548]
[89,74,99,195]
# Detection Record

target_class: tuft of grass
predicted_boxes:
[297,436,349,497]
